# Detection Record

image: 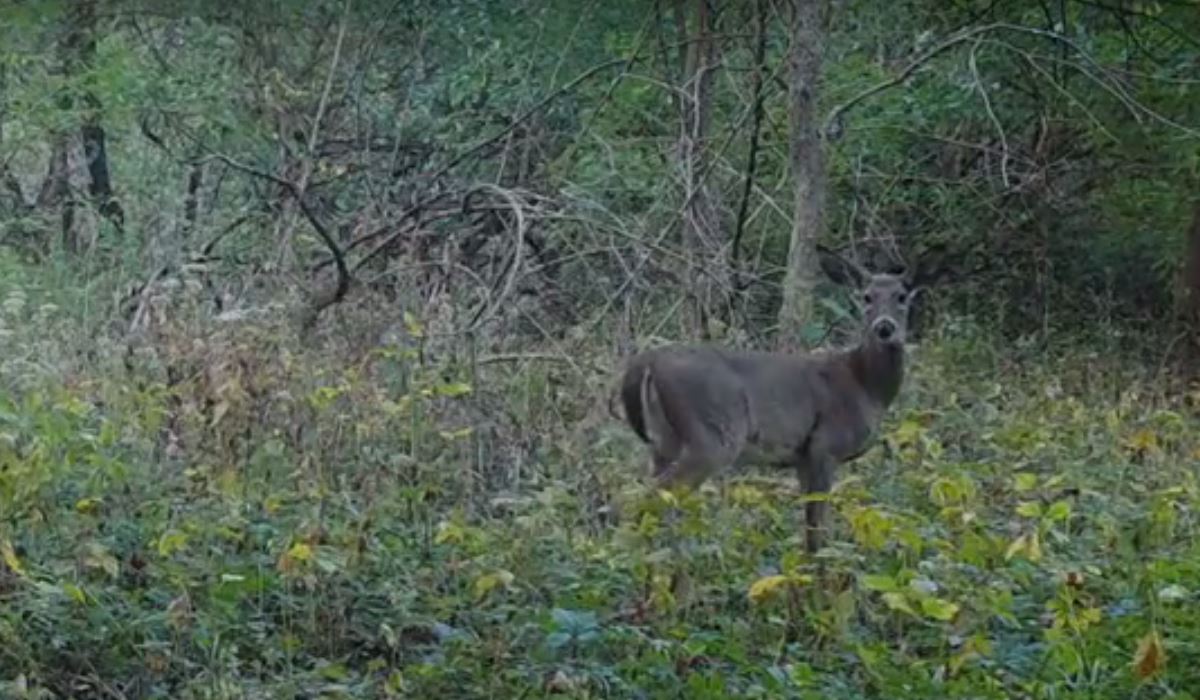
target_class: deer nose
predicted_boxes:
[873,317,897,341]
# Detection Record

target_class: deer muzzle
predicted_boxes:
[872,317,898,342]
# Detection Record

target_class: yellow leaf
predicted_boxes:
[1005,533,1028,561]
[434,521,467,545]
[891,418,925,447]
[1,539,26,577]
[1133,630,1166,680]
[473,569,515,600]
[74,497,103,515]
[748,575,791,604]
[288,542,313,562]
[439,426,474,441]
[63,583,87,604]
[1125,429,1160,454]
[279,542,314,573]
[435,382,473,398]
[730,484,766,507]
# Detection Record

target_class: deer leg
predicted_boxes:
[655,437,739,491]
[803,453,835,554]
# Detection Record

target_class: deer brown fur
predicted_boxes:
[617,251,915,553]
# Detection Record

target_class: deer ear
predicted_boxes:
[817,248,867,288]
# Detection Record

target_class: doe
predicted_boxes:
[617,250,917,553]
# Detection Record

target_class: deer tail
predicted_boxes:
[639,366,675,448]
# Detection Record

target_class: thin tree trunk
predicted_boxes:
[730,0,769,296]
[777,0,827,348]
[0,60,28,209]
[183,160,204,238]
[76,0,123,232]
[1181,199,1200,326]
[674,0,726,338]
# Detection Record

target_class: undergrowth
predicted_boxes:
[1,270,1199,699]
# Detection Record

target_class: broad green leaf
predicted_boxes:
[882,592,917,616]
[157,530,189,557]
[1045,500,1072,522]
[1013,473,1038,492]
[1016,501,1042,518]
[861,574,899,593]
[920,597,960,622]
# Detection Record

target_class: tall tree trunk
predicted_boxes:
[674,0,727,338]
[0,59,28,210]
[39,0,109,254]
[777,0,827,348]
[75,0,123,232]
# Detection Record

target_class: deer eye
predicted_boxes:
[862,293,873,304]
[897,292,908,304]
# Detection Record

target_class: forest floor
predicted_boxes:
[2,270,1199,699]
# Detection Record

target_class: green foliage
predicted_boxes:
[0,0,1199,696]
[0,287,1199,697]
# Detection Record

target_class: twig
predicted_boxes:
[824,23,1006,137]
[461,184,529,333]
[730,0,769,286]
[200,153,351,317]
[969,39,1010,188]
[431,36,754,181]
[824,22,1200,139]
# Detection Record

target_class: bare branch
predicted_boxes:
[968,39,1010,188]
[824,22,1200,140]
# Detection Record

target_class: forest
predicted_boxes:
[1,0,1199,697]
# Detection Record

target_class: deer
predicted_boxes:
[616,249,918,553]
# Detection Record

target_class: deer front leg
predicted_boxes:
[802,453,835,554]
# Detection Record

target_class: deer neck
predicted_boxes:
[848,338,905,407]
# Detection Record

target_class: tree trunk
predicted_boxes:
[75,0,123,231]
[777,0,827,348]
[674,0,727,338]
[182,159,204,239]
[1181,199,1200,326]
[0,59,28,210]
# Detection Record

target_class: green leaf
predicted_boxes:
[1045,500,1072,522]
[882,592,917,616]
[157,530,189,557]
[473,569,515,600]
[861,574,899,593]
[920,597,960,622]
[436,382,473,398]
[1016,501,1042,518]
[1014,473,1038,492]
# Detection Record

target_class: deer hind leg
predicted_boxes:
[654,436,741,491]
